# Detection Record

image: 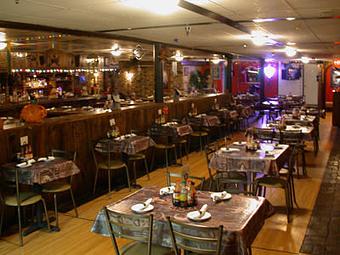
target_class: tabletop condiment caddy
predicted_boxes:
[155,106,169,125]
[246,134,259,151]
[107,118,120,138]
[172,174,197,208]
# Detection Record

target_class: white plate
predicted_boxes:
[131,204,154,214]
[233,141,246,146]
[16,162,32,168]
[160,186,175,195]
[221,147,240,153]
[37,156,55,162]
[210,192,232,201]
[187,211,211,221]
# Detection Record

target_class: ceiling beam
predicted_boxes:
[178,0,252,34]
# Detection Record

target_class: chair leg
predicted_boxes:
[0,203,4,235]
[93,167,99,194]
[144,158,150,180]
[290,176,298,208]
[108,169,111,193]
[133,161,137,184]
[53,193,59,228]
[165,149,169,171]
[173,146,178,164]
[17,205,23,246]
[150,148,156,171]
[69,188,78,217]
[41,198,51,231]
[199,136,203,151]
[125,165,131,191]
[179,143,183,165]
[302,150,306,176]
[284,187,291,223]
[185,141,189,160]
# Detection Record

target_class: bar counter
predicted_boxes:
[0,93,229,199]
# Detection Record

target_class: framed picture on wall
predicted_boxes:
[212,65,220,80]
[331,67,340,87]
[282,63,301,80]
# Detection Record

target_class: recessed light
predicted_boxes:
[301,56,311,64]
[286,17,296,21]
[287,42,296,46]
[243,44,247,48]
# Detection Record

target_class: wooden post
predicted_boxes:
[259,58,265,100]
[154,43,163,103]
[225,56,233,93]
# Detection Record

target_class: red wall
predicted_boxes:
[232,61,278,97]
[325,65,335,103]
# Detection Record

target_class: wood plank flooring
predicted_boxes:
[0,113,336,255]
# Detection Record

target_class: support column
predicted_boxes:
[154,43,163,103]
[259,58,265,100]
[225,56,233,93]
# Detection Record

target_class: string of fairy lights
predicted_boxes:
[11,68,119,73]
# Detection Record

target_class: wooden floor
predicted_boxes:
[0,113,336,255]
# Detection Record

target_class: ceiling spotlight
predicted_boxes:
[251,31,268,46]
[301,56,311,64]
[174,50,184,62]
[286,17,296,21]
[287,42,296,46]
[211,55,221,65]
[285,46,297,57]
[0,42,7,50]
[243,44,247,48]
[111,43,122,57]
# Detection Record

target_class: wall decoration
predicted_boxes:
[331,67,340,87]
[212,64,220,80]
[281,62,301,80]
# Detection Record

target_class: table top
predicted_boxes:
[209,142,289,175]
[97,135,154,155]
[1,158,80,185]
[91,187,274,255]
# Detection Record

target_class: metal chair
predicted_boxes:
[255,148,297,222]
[204,142,219,191]
[104,209,173,255]
[167,216,223,255]
[42,149,78,229]
[0,169,51,246]
[165,171,205,190]
[92,140,131,194]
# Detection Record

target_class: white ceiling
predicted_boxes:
[0,0,339,59]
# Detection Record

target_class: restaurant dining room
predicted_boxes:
[0,1,339,255]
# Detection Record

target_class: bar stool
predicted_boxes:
[175,136,189,164]
[92,140,131,194]
[150,143,177,171]
[42,149,78,229]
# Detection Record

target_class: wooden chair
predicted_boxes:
[165,171,205,190]
[252,127,275,142]
[0,169,51,246]
[104,209,173,255]
[42,149,78,229]
[92,140,131,194]
[167,216,223,255]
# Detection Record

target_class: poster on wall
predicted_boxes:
[331,67,340,87]
[281,63,301,80]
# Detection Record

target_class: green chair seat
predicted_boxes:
[4,192,43,207]
[190,131,208,137]
[129,153,146,161]
[98,160,127,170]
[122,241,173,255]
[154,144,176,149]
[256,177,287,188]
[42,182,72,193]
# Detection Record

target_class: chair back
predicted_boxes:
[104,208,153,255]
[252,128,274,142]
[167,217,223,255]
[166,171,205,190]
[91,139,123,169]
[280,130,303,146]
[204,143,218,180]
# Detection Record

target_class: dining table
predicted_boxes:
[96,134,155,156]
[189,114,221,127]
[209,142,290,177]
[1,158,80,234]
[91,186,274,255]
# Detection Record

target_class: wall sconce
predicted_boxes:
[125,71,134,82]
[264,64,276,79]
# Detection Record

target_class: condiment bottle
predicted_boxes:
[172,181,180,206]
[179,180,188,207]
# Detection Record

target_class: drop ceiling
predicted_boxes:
[0,0,339,60]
